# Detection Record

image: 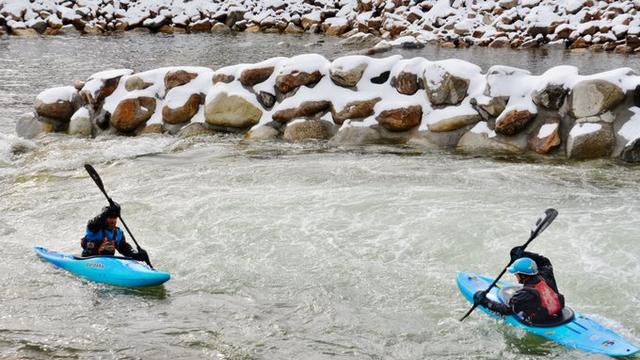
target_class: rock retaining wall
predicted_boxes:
[20,53,640,162]
[2,0,640,53]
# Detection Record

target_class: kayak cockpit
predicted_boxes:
[499,286,575,327]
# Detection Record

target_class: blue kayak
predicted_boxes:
[457,272,639,357]
[35,246,170,287]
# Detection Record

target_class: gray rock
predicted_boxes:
[532,84,568,110]
[569,80,625,118]
[283,120,336,141]
[68,107,92,137]
[566,122,614,160]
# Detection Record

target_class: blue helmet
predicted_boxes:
[508,257,538,275]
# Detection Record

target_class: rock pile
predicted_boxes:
[20,54,640,162]
[2,0,640,53]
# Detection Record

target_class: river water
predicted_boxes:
[1,32,639,359]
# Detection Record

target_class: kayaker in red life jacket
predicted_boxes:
[80,203,148,262]
[473,246,565,325]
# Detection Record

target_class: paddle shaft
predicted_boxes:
[459,208,558,321]
[84,164,153,269]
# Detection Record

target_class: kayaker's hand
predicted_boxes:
[473,291,488,306]
[135,249,149,263]
[510,246,525,262]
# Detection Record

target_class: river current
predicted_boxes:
[0,32,639,359]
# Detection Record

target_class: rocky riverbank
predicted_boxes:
[2,0,640,53]
[18,53,640,162]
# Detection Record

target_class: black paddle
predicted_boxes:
[459,208,558,322]
[84,164,153,269]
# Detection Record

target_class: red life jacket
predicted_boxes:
[530,277,561,316]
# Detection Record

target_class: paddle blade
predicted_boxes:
[84,164,105,191]
[530,208,558,239]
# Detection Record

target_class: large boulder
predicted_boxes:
[68,107,92,137]
[527,116,561,154]
[204,92,263,128]
[424,64,470,106]
[331,98,381,125]
[273,101,331,123]
[15,112,55,139]
[165,70,198,90]
[243,125,280,141]
[471,96,508,120]
[532,84,568,110]
[457,122,523,154]
[569,80,625,118]
[177,123,217,138]
[329,125,382,145]
[34,86,79,122]
[620,138,640,163]
[427,113,481,132]
[275,70,322,94]
[283,120,335,141]
[239,67,275,87]
[376,105,422,132]
[495,109,536,136]
[391,71,421,95]
[330,61,367,88]
[110,97,157,132]
[162,93,202,124]
[566,122,614,159]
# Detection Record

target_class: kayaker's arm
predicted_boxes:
[473,291,513,316]
[115,234,148,262]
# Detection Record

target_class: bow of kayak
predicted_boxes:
[456,271,639,357]
[35,246,170,287]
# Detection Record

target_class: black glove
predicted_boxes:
[135,249,149,263]
[473,290,488,306]
[510,246,525,262]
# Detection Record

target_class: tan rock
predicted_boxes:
[428,113,481,132]
[243,125,279,141]
[275,70,322,94]
[283,120,335,141]
[177,123,217,138]
[566,122,614,160]
[136,123,165,135]
[273,101,331,122]
[212,73,234,84]
[165,70,198,90]
[331,98,381,125]
[330,63,367,88]
[569,79,625,118]
[376,105,422,132]
[495,109,536,136]
[188,20,212,32]
[125,76,153,91]
[110,97,157,132]
[425,65,470,106]
[284,23,304,34]
[12,28,39,36]
[239,67,274,87]
[162,93,202,124]
[211,22,231,32]
[204,92,263,128]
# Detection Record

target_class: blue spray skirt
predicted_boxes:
[456,272,639,357]
[35,246,170,287]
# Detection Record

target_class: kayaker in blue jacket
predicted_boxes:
[473,247,565,325]
[81,203,148,262]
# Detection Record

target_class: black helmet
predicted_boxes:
[102,202,121,218]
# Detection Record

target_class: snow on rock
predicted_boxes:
[26,53,640,162]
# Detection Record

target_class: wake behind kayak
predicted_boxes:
[35,246,170,287]
[457,272,639,357]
